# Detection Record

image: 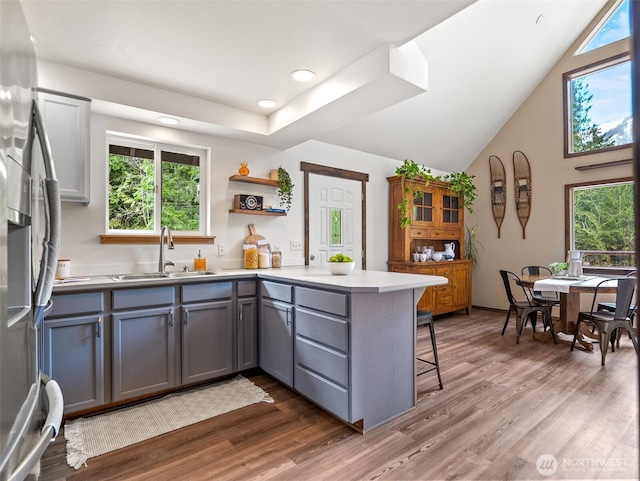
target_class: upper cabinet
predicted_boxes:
[37,89,91,204]
[387,177,464,263]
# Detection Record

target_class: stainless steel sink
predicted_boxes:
[169,271,224,277]
[111,271,227,281]
[111,273,172,281]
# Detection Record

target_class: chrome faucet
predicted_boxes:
[159,226,175,273]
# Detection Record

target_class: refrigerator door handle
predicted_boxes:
[7,377,63,481]
[32,100,61,325]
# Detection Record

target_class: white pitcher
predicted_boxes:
[444,242,455,259]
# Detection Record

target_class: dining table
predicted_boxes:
[518,274,619,350]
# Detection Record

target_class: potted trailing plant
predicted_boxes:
[395,159,435,228]
[394,159,477,227]
[444,171,477,214]
[277,166,294,211]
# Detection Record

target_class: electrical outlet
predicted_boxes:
[290,240,302,251]
[218,244,226,256]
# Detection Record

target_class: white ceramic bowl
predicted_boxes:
[327,261,355,275]
[431,252,443,262]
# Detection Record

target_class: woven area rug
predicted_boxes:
[65,375,273,469]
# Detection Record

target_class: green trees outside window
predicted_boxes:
[108,140,204,233]
[570,181,635,268]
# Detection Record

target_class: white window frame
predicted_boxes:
[106,132,210,236]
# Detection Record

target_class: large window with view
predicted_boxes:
[565,179,635,272]
[108,136,207,235]
[563,0,632,158]
[563,55,632,157]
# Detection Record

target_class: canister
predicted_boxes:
[244,244,259,269]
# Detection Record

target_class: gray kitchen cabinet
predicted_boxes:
[237,280,257,370]
[43,292,105,414]
[294,307,350,421]
[293,286,351,421]
[180,282,234,384]
[37,89,90,203]
[259,281,294,387]
[112,286,176,402]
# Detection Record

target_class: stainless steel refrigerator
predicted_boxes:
[0,1,64,480]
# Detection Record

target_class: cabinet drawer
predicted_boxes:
[295,336,348,387]
[182,281,232,303]
[436,266,453,278]
[260,281,293,304]
[112,286,174,310]
[49,292,104,317]
[295,365,349,421]
[429,228,460,238]
[295,286,349,317]
[237,280,256,297]
[409,227,429,238]
[296,308,348,352]
[434,282,452,295]
[416,266,436,276]
[435,294,453,311]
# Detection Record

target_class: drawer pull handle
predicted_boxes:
[182,308,189,325]
[96,317,102,338]
[168,311,174,327]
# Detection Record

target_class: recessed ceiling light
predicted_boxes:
[29,33,39,44]
[290,69,316,82]
[257,99,277,108]
[157,116,180,125]
[536,14,544,25]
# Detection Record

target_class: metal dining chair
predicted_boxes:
[570,277,638,366]
[596,271,636,350]
[521,265,561,307]
[499,270,556,344]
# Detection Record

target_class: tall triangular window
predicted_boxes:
[577,0,630,54]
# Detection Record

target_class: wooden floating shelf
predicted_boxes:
[228,209,286,217]
[229,175,279,187]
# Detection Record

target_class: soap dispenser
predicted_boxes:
[194,250,207,271]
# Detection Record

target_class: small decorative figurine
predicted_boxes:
[239,162,249,176]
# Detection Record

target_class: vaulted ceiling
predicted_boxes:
[22,0,608,172]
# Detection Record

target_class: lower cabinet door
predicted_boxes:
[259,299,293,387]
[43,314,104,414]
[237,298,258,371]
[181,300,233,384]
[112,306,176,402]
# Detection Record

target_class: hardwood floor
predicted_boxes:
[40,309,639,480]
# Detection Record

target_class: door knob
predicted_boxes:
[310,254,315,260]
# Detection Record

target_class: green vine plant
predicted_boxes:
[395,159,477,228]
[277,166,294,211]
[445,171,478,214]
[395,159,435,228]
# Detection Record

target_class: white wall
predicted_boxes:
[59,113,421,276]
[465,1,632,311]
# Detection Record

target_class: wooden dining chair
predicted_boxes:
[499,270,556,344]
[570,277,638,366]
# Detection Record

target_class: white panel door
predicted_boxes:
[309,175,362,269]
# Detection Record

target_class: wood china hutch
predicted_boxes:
[387,176,472,315]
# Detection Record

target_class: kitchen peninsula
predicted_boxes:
[47,267,446,431]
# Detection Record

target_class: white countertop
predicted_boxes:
[52,266,447,294]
